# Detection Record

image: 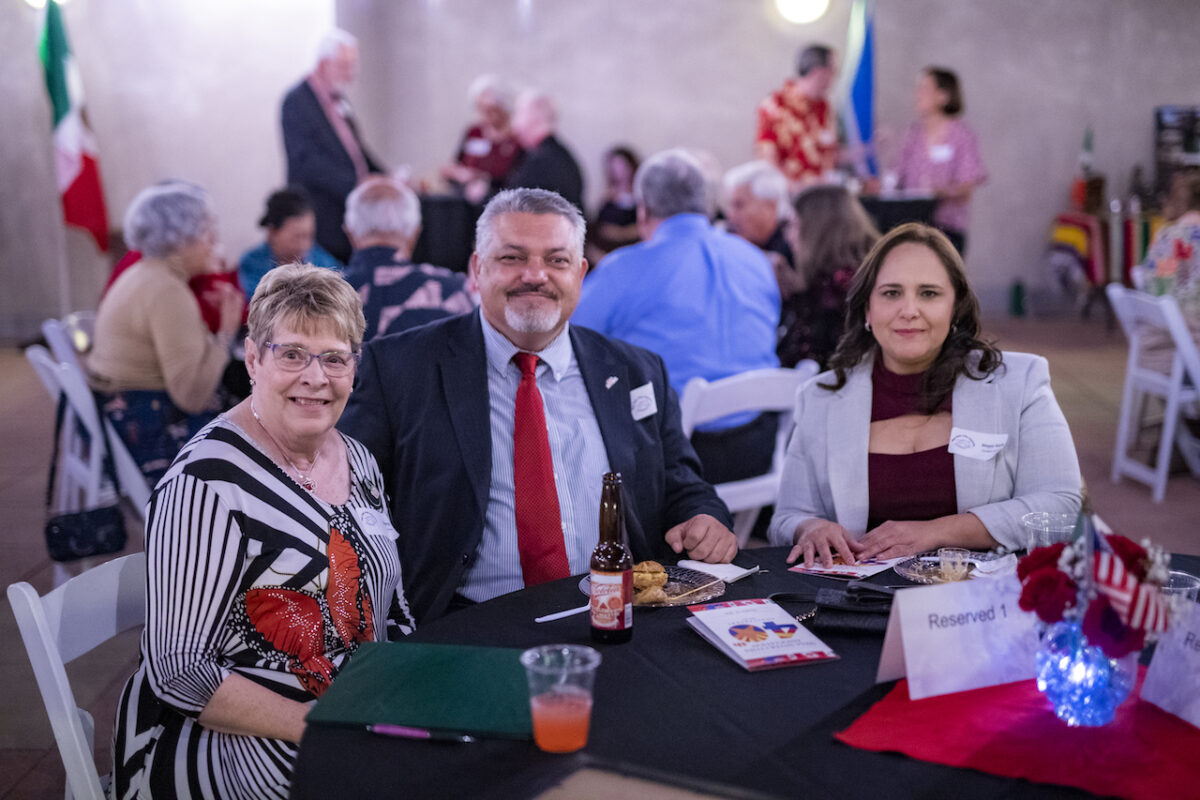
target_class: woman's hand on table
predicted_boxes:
[853,513,994,561]
[665,514,737,563]
[786,519,858,568]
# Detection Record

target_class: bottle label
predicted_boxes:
[590,570,633,630]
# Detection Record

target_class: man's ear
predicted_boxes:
[468,251,481,280]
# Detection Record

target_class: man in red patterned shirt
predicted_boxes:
[755,44,839,190]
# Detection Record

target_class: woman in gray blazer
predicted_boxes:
[768,223,1081,567]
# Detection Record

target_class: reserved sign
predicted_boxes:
[1142,602,1200,729]
[877,577,1039,700]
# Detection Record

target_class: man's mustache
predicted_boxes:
[507,284,558,300]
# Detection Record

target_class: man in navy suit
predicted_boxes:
[340,188,735,622]
[281,30,384,263]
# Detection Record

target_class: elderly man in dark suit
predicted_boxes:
[281,29,384,263]
[504,91,585,212]
[339,188,735,622]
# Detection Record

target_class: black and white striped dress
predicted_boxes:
[111,417,415,800]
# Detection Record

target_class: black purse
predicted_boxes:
[771,582,895,635]
[43,395,128,562]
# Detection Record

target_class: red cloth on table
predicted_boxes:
[836,668,1200,799]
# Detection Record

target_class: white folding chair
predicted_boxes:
[1106,283,1200,501]
[43,317,84,373]
[26,345,95,514]
[41,346,152,515]
[7,552,146,800]
[680,362,820,545]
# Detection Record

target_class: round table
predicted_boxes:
[291,547,1198,799]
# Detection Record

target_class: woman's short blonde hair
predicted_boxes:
[247,263,366,351]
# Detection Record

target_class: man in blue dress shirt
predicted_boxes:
[339,188,734,621]
[572,149,782,484]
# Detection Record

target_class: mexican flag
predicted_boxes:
[41,0,109,252]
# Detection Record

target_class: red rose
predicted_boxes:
[1017,543,1067,582]
[1106,535,1149,581]
[1082,595,1145,658]
[1018,567,1078,623]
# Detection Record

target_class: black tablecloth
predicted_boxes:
[291,548,1200,799]
[858,196,938,233]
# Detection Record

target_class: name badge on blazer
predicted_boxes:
[630,382,657,421]
[948,427,1008,461]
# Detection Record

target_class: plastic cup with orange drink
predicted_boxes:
[519,644,601,753]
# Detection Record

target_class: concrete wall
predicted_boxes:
[0,0,334,342]
[4,0,1200,342]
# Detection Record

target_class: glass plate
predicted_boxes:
[578,565,726,607]
[893,551,1004,584]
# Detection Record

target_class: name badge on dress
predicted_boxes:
[630,382,657,421]
[463,137,492,157]
[350,506,399,541]
[929,143,955,164]
[948,427,1008,461]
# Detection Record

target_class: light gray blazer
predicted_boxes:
[766,352,1082,550]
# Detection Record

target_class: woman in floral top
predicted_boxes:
[1142,172,1200,318]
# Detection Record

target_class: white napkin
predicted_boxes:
[677,560,759,583]
[970,554,1018,579]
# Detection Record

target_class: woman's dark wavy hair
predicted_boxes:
[821,222,1002,413]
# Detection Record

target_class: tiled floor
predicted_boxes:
[2,314,1199,796]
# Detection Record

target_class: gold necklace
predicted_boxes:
[250,402,321,492]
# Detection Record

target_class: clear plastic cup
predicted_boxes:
[1164,570,1200,602]
[1021,512,1078,550]
[520,644,601,753]
[938,547,970,581]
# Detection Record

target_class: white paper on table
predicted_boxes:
[788,556,904,579]
[1141,602,1200,729]
[876,578,1039,699]
[677,560,760,583]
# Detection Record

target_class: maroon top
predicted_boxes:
[867,360,957,530]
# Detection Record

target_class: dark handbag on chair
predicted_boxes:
[43,395,128,562]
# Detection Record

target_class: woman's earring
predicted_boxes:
[249,378,256,387]
[864,320,872,332]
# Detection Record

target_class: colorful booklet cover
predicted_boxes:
[788,554,904,579]
[686,598,838,671]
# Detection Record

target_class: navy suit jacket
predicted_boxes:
[280,80,383,262]
[338,311,731,622]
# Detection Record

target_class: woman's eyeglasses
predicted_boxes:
[263,342,360,377]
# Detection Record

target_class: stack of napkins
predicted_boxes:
[677,560,759,583]
[686,598,839,671]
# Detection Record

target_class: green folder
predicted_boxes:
[306,641,533,739]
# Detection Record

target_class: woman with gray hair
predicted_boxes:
[88,181,245,485]
[440,73,522,202]
[112,262,415,799]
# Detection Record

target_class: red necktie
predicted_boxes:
[512,352,569,585]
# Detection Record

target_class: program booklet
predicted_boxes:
[686,598,839,671]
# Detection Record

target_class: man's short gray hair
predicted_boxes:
[468,74,514,112]
[474,188,586,260]
[635,148,709,220]
[123,181,215,259]
[723,160,790,219]
[344,177,421,239]
[316,29,357,64]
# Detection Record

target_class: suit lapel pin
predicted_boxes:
[605,376,618,389]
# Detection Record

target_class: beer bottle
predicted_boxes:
[590,472,633,643]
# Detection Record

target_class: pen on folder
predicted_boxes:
[367,724,475,743]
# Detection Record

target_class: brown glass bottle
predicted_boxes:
[590,472,633,643]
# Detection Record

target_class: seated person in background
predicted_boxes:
[88,182,244,485]
[585,145,641,264]
[239,186,343,300]
[776,185,879,368]
[440,74,522,204]
[342,176,477,339]
[573,149,781,485]
[723,159,799,283]
[1138,171,1200,373]
[112,263,415,799]
[768,223,1082,566]
[505,90,585,212]
[339,188,735,622]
